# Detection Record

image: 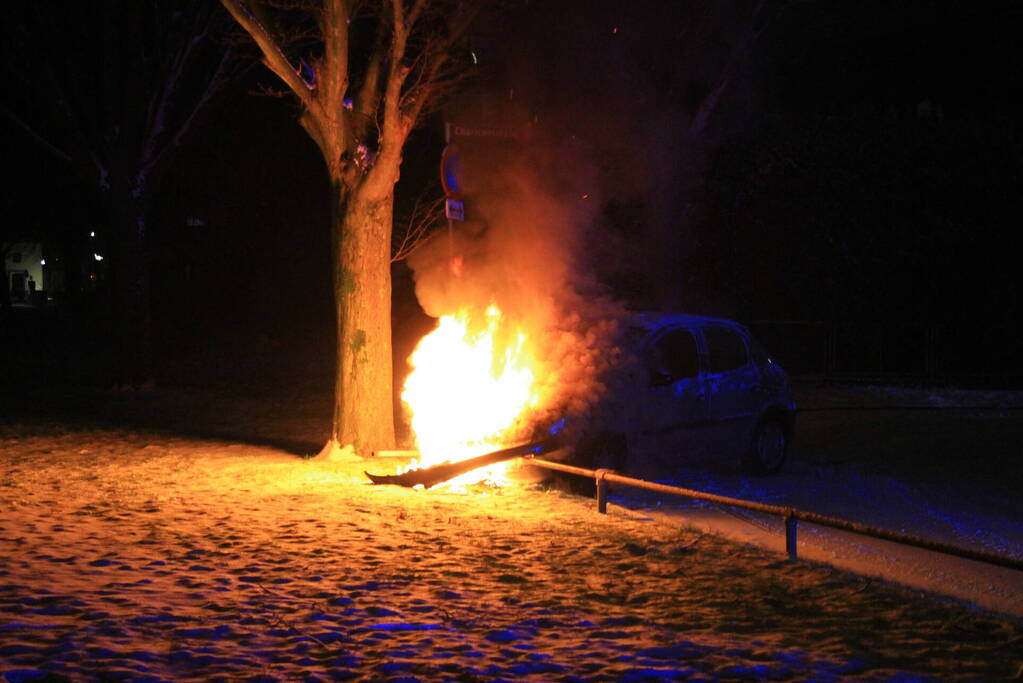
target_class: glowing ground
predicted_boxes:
[2,422,1022,681]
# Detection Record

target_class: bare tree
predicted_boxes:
[2,2,241,385]
[220,0,476,457]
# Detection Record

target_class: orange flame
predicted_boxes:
[401,304,540,486]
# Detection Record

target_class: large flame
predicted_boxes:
[401,304,540,485]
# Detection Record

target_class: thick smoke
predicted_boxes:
[407,121,627,436]
[406,1,764,438]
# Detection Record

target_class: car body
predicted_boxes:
[569,312,797,476]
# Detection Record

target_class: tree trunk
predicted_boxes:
[0,246,10,312]
[108,195,154,387]
[328,179,396,455]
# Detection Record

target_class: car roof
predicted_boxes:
[626,311,747,332]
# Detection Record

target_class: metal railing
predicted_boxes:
[526,457,1023,573]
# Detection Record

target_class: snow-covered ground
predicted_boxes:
[2,383,1023,681]
[608,383,1023,616]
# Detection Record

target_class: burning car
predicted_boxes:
[557,312,797,477]
[374,308,795,489]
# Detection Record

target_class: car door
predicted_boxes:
[628,326,710,465]
[700,324,759,457]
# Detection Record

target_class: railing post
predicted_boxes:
[595,469,609,514]
[785,515,798,560]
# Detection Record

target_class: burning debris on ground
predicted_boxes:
[365,436,563,489]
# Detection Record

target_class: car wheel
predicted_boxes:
[743,420,787,475]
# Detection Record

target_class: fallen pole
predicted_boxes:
[365,437,562,489]
[526,457,1023,573]
[371,449,420,458]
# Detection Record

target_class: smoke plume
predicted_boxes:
[407,120,627,435]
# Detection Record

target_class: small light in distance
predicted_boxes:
[93,253,104,261]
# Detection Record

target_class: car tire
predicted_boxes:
[743,420,787,475]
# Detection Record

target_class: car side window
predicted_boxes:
[704,326,749,373]
[649,329,699,385]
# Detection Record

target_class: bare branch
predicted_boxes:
[392,193,446,262]
[145,26,207,149]
[353,9,389,124]
[29,23,109,185]
[406,0,432,28]
[220,0,319,113]
[144,42,246,180]
[320,0,350,121]
[139,16,212,179]
[0,104,73,165]
[400,39,455,123]
[400,0,479,120]
[690,0,796,135]
[360,0,414,197]
[250,83,295,98]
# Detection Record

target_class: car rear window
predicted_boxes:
[705,326,749,373]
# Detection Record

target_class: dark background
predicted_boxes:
[3,0,1021,392]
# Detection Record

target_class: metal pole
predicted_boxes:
[595,469,610,514]
[371,450,419,458]
[785,516,798,560]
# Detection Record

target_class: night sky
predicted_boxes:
[3,0,1022,389]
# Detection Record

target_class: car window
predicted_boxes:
[649,329,699,385]
[705,326,749,373]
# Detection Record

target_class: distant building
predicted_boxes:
[4,242,66,306]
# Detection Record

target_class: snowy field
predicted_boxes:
[606,383,1023,618]
[2,383,1023,681]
